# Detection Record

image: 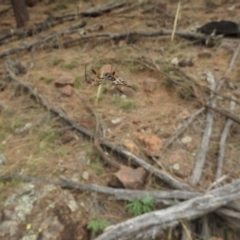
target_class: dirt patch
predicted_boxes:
[1,0,240,239]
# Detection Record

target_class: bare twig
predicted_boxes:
[74,90,121,169]
[0,174,198,204]
[225,43,240,76]
[190,71,216,185]
[0,21,86,58]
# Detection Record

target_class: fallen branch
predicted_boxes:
[190,71,216,185]
[1,173,240,225]
[57,29,207,48]
[0,174,199,204]
[94,178,240,240]
[0,20,86,58]
[215,100,236,180]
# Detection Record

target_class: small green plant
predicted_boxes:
[126,196,154,216]
[87,219,110,236]
[74,75,82,89]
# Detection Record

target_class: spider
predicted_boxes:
[85,65,132,93]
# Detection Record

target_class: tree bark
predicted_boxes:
[11,0,29,28]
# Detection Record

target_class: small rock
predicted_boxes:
[54,76,74,87]
[81,171,89,180]
[171,57,179,66]
[111,118,122,124]
[0,220,19,237]
[181,136,192,144]
[172,163,180,171]
[61,85,73,96]
[135,133,163,157]
[67,200,78,212]
[113,166,147,189]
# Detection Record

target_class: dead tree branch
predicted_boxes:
[190,71,216,185]
[0,174,198,204]
[94,178,240,240]
[0,21,86,58]
[215,100,236,180]
[58,29,207,47]
[0,28,206,59]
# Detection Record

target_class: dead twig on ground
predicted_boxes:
[215,100,236,180]
[0,21,86,58]
[0,173,198,204]
[94,178,240,240]
[190,71,216,185]
[225,43,240,77]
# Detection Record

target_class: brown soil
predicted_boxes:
[1,0,240,239]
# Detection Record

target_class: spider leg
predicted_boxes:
[91,69,97,75]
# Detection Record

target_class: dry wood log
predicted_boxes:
[94,178,240,240]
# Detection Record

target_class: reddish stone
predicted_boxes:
[55,76,74,87]
[61,85,73,97]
